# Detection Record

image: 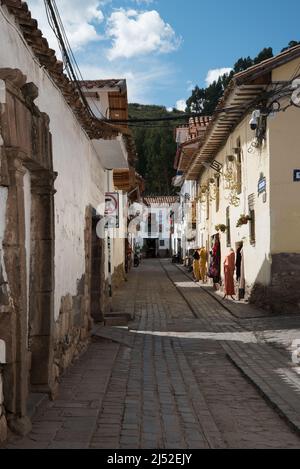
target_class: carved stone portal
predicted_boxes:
[0,68,55,435]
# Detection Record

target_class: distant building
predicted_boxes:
[142,196,180,258]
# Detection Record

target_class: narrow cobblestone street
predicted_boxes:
[6,260,300,449]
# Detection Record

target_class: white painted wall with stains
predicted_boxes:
[0,4,107,320]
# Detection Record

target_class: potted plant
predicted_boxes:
[227,154,235,162]
[215,224,227,233]
[236,214,252,228]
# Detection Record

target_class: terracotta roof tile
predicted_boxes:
[143,196,180,206]
[81,79,126,90]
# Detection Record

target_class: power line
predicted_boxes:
[42,1,299,128]
[44,0,108,121]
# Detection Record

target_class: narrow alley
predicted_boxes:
[6,260,300,449]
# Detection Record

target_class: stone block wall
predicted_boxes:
[112,263,126,291]
[250,253,300,314]
[0,339,7,444]
[0,368,7,444]
[53,277,91,390]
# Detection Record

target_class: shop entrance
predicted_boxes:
[235,242,245,300]
[144,238,158,258]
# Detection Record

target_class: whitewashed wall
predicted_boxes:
[0,5,106,320]
[197,113,271,287]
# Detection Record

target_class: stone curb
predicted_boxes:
[223,342,300,436]
[170,262,300,437]
[174,263,267,320]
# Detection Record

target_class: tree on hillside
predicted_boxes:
[233,56,253,73]
[186,73,231,114]
[281,40,300,52]
[253,47,273,64]
[129,104,182,195]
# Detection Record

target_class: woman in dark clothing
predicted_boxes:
[208,235,221,290]
[193,248,201,282]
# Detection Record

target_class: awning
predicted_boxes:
[92,135,128,169]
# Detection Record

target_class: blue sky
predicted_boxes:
[27,0,300,109]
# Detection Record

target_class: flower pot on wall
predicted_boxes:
[236,214,252,228]
[227,154,235,162]
[215,224,227,233]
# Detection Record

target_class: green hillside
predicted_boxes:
[128,104,183,196]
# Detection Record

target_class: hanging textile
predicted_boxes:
[224,250,235,296]
[199,247,207,282]
[193,249,201,281]
[208,235,221,285]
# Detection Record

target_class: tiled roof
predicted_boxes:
[81,80,126,90]
[233,44,300,85]
[1,0,120,139]
[185,45,300,180]
[188,116,211,127]
[143,196,180,206]
[174,117,210,172]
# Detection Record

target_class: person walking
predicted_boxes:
[193,248,201,282]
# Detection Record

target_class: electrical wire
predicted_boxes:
[42,2,300,127]
[44,0,109,122]
[110,81,297,125]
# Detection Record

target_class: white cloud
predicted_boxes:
[25,2,181,106]
[176,99,186,112]
[187,80,195,92]
[133,0,155,4]
[27,0,104,52]
[106,9,181,60]
[205,67,233,86]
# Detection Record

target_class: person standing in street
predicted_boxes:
[193,248,201,282]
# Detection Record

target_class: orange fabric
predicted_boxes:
[224,251,235,296]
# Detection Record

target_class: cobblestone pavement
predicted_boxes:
[6,260,300,449]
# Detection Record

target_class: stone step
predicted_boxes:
[104,316,128,327]
[92,325,134,348]
[106,311,133,321]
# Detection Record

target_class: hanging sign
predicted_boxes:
[258,174,266,195]
[293,170,300,182]
[105,192,119,228]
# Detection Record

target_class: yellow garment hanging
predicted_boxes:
[193,259,200,281]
